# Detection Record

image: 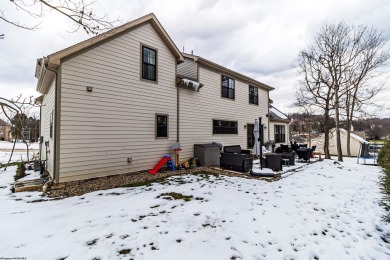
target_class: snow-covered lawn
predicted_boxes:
[0,158,389,259]
[0,141,39,164]
[0,141,39,150]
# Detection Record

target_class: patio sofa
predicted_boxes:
[220,145,253,172]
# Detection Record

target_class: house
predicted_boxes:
[268,104,291,146]
[35,13,274,183]
[0,119,11,141]
[311,128,367,157]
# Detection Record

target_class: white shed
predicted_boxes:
[311,128,368,157]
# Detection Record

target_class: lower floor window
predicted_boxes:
[156,114,168,138]
[275,125,286,143]
[213,120,238,134]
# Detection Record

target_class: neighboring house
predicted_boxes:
[0,119,11,141]
[35,13,274,183]
[290,135,306,144]
[311,128,367,157]
[268,105,290,146]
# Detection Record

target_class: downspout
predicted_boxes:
[177,86,180,143]
[288,118,293,144]
[39,105,42,160]
[267,91,270,141]
[176,62,180,143]
[44,63,59,184]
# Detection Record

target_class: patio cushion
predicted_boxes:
[223,145,242,154]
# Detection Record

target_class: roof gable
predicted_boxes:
[48,13,183,66]
[0,119,10,127]
[36,13,184,94]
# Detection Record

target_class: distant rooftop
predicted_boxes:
[0,118,10,127]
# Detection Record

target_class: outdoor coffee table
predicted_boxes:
[282,158,290,167]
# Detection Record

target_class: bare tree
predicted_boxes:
[340,25,390,156]
[296,21,389,161]
[0,95,37,170]
[343,78,386,156]
[1,0,120,35]
[295,45,335,159]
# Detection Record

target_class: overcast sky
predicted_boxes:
[1,0,390,117]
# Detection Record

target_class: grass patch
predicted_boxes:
[196,172,220,178]
[121,177,170,188]
[14,162,26,181]
[118,249,131,255]
[121,171,221,188]
[157,192,193,202]
[0,161,22,169]
[369,140,385,144]
[85,238,98,246]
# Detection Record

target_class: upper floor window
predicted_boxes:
[142,46,157,81]
[275,125,286,143]
[213,120,238,134]
[249,85,258,105]
[221,75,235,100]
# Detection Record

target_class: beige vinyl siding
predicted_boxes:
[177,58,198,79]
[269,122,275,143]
[59,23,177,182]
[179,65,269,160]
[40,80,55,177]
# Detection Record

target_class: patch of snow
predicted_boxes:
[0,155,389,259]
[182,79,201,91]
[0,151,31,164]
[251,159,307,176]
[18,169,42,181]
[0,141,39,150]
[0,142,39,164]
